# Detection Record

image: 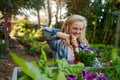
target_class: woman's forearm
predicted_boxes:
[56,32,69,40]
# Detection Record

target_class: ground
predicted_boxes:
[0,37,39,80]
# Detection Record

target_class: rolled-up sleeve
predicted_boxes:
[42,27,61,50]
[42,27,61,41]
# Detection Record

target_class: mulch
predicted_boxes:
[0,58,16,80]
[0,38,39,80]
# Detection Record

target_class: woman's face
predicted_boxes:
[68,21,84,39]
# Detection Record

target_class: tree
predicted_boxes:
[0,0,45,53]
[29,0,45,29]
[0,0,28,53]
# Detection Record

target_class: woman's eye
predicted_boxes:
[79,28,83,31]
[73,28,77,30]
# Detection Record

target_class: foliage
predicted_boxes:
[29,0,45,9]
[26,41,52,57]
[16,18,35,37]
[65,0,91,16]
[0,0,30,45]
[10,43,120,80]
[103,48,120,80]
[79,47,120,80]
[90,44,117,62]
[51,21,63,29]
[10,49,85,80]
[26,41,41,55]
[0,0,45,46]
[76,52,96,67]
[11,18,45,41]
[11,19,47,55]
[34,28,46,42]
[0,42,7,57]
[0,30,4,39]
[65,0,119,46]
[0,0,25,14]
[89,44,120,79]
[28,0,45,28]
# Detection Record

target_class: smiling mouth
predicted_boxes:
[73,35,79,38]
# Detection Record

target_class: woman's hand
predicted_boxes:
[70,34,79,48]
[56,32,78,49]
[70,34,79,55]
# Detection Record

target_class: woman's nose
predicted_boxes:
[76,30,81,34]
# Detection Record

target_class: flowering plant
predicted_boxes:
[82,70,108,80]
[73,44,96,66]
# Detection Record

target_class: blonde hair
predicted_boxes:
[61,14,89,46]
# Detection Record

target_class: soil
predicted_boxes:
[0,37,40,80]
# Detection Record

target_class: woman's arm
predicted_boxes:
[42,27,71,50]
[42,27,61,41]
[56,32,69,40]
[42,27,71,41]
[42,27,80,50]
[42,27,61,50]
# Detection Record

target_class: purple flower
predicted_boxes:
[82,70,98,80]
[85,73,98,80]
[82,70,86,78]
[82,70,108,80]
[98,74,108,80]
[66,75,78,80]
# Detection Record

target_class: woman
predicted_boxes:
[42,14,94,64]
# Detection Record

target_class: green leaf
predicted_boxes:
[19,74,32,80]
[46,61,55,66]
[56,59,62,68]
[61,58,69,68]
[115,64,120,75]
[57,72,67,80]
[38,48,47,73]
[10,52,50,80]
[63,63,85,75]
[111,48,118,62]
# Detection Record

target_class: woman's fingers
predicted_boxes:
[68,34,78,48]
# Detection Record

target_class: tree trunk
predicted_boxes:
[59,0,61,22]
[115,12,120,48]
[2,11,12,54]
[47,0,51,27]
[55,0,60,24]
[37,9,40,29]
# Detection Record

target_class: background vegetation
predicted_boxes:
[0,0,119,55]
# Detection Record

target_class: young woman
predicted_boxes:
[42,14,94,64]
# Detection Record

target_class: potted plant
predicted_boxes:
[75,51,96,67]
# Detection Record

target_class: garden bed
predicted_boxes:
[12,66,112,80]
